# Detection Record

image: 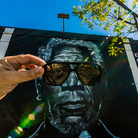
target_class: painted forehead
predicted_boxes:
[48,45,92,62]
[38,40,104,66]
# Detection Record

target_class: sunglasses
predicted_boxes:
[42,62,103,86]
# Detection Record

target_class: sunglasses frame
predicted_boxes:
[42,62,103,86]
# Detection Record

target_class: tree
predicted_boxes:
[72,0,138,56]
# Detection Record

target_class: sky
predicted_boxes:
[0,0,137,40]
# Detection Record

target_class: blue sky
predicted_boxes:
[0,0,137,40]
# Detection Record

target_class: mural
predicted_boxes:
[0,27,138,138]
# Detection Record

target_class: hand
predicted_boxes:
[0,54,47,99]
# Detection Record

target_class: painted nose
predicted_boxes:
[61,71,85,91]
[66,71,81,86]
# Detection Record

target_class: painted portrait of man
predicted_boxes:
[34,38,112,137]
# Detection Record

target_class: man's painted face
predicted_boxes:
[37,46,102,135]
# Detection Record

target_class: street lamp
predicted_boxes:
[58,13,69,33]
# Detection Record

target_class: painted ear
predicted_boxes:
[35,77,47,101]
[35,79,42,101]
[92,69,108,112]
[93,100,103,112]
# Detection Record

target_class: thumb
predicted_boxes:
[12,66,44,84]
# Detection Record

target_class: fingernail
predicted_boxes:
[35,66,44,75]
[46,65,50,71]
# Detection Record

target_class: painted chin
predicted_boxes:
[64,116,83,124]
[49,100,97,135]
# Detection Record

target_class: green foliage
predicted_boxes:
[108,37,125,56]
[108,46,124,56]
[73,0,138,56]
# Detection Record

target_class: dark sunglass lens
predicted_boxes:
[77,63,102,86]
[43,63,69,85]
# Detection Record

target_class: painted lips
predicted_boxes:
[58,102,89,117]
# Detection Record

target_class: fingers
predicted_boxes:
[20,64,38,69]
[6,54,48,83]
[2,54,46,70]
[11,66,45,84]
[15,54,46,65]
